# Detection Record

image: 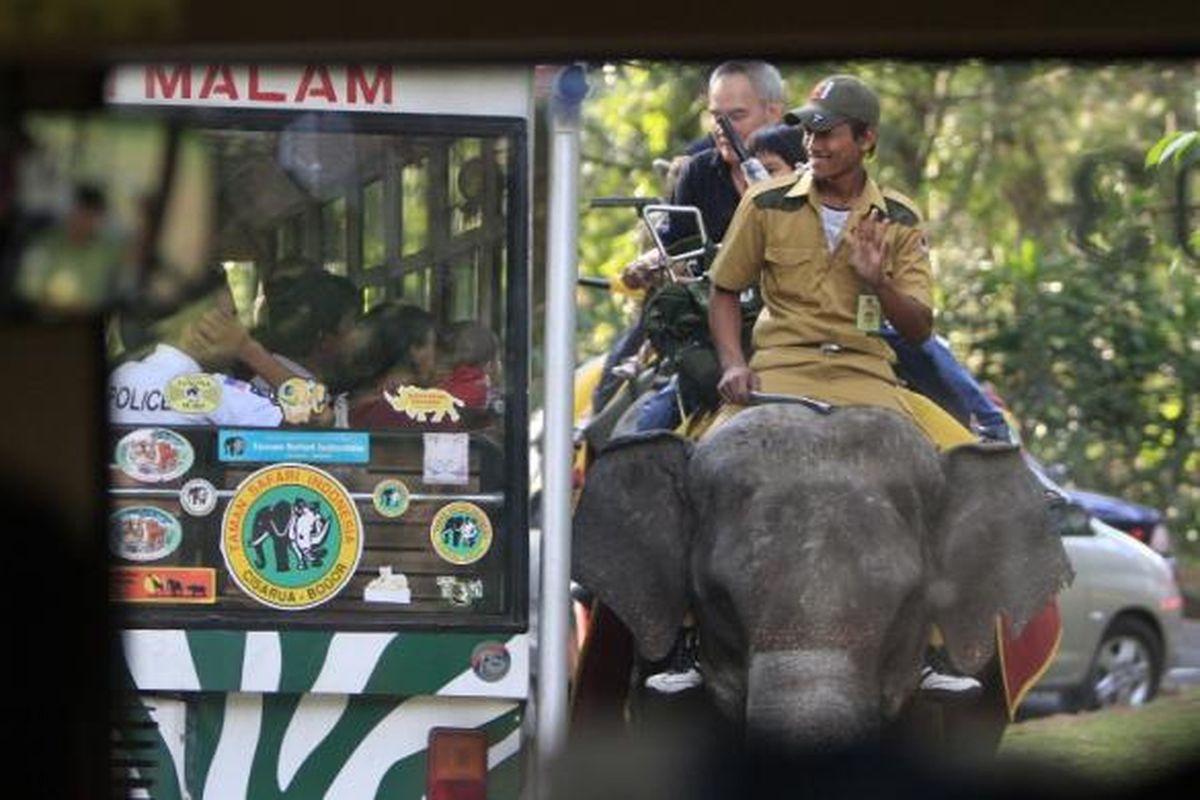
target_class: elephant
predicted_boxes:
[571,402,1073,750]
[249,500,294,572]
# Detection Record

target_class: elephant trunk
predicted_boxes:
[745,649,879,751]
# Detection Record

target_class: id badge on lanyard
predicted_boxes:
[856,293,882,333]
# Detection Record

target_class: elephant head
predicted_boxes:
[572,404,1073,749]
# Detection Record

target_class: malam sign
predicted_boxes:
[109,64,395,111]
[106,64,535,119]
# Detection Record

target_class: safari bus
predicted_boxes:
[82,63,579,799]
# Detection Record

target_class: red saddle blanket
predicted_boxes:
[997,597,1063,719]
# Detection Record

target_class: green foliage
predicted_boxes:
[577,60,1200,555]
[1147,130,1199,170]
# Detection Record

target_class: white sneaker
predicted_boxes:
[919,666,982,701]
[644,667,704,694]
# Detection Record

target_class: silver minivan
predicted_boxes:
[1028,507,1184,711]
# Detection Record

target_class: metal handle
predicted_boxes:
[641,203,710,268]
[747,391,833,414]
[589,196,663,209]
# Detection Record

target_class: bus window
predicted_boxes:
[403,268,429,307]
[451,137,484,234]
[222,260,258,326]
[321,196,348,275]
[276,213,304,262]
[401,159,428,257]
[362,179,385,267]
[362,179,387,311]
[449,253,480,321]
[99,103,526,630]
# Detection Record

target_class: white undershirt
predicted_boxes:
[820,205,851,253]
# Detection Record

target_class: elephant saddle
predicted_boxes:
[996,597,1063,719]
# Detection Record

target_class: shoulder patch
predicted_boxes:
[882,192,922,227]
[752,179,807,212]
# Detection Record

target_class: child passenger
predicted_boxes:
[745,123,808,177]
[437,320,500,412]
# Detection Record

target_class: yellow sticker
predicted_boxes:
[277,377,329,424]
[856,293,882,333]
[429,501,493,565]
[384,385,464,424]
[165,373,222,414]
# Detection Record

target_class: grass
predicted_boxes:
[998,687,1200,787]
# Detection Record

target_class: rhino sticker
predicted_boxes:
[383,385,465,423]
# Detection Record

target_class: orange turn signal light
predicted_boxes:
[427,727,488,800]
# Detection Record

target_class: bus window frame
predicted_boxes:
[106,105,530,633]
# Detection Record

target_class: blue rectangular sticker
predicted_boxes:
[218,430,370,464]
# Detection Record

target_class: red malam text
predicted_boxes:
[143,65,393,106]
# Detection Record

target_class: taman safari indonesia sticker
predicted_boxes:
[115,428,194,483]
[429,501,493,565]
[165,373,221,414]
[220,463,362,610]
[372,478,410,518]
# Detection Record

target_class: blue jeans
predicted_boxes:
[636,376,682,432]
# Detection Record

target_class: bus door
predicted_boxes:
[93,64,532,800]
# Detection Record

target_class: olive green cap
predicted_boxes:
[784,74,880,131]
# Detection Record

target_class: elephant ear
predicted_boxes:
[930,442,1074,675]
[572,431,694,662]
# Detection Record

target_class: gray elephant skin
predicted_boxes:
[572,403,1073,749]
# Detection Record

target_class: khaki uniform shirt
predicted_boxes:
[709,169,932,385]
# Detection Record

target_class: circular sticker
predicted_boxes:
[179,478,218,517]
[470,641,511,683]
[165,373,222,414]
[429,502,493,565]
[111,506,182,562]
[220,463,363,610]
[372,478,411,518]
[115,428,194,483]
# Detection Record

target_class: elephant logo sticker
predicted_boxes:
[179,478,218,517]
[429,502,492,565]
[372,478,410,518]
[221,463,362,610]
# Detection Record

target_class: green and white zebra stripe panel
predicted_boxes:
[122,629,530,698]
[123,692,524,799]
[117,630,529,798]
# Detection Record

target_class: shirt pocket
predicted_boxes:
[763,245,824,300]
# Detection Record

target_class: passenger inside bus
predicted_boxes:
[109,269,285,427]
[437,320,500,413]
[248,268,362,426]
[347,302,438,428]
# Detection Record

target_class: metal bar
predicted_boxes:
[748,391,833,414]
[108,488,506,504]
[643,203,709,264]
[537,63,587,792]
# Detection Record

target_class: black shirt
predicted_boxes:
[660,146,741,248]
